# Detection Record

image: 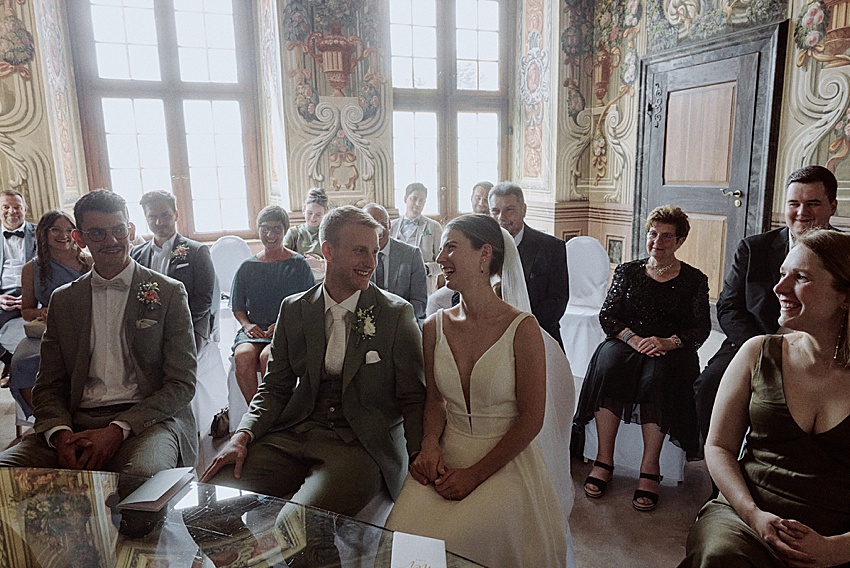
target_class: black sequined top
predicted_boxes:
[599,259,711,349]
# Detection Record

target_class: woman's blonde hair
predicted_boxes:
[795,229,850,366]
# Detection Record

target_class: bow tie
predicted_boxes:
[92,279,129,291]
[3,230,24,239]
[402,217,420,228]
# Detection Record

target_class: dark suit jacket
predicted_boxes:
[0,221,36,292]
[517,224,569,345]
[131,233,216,350]
[238,282,426,499]
[382,238,427,323]
[32,262,198,466]
[716,227,789,349]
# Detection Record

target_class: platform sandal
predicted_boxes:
[632,472,663,511]
[583,460,614,498]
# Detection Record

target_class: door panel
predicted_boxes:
[637,23,786,305]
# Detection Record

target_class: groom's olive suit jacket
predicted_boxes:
[237,282,425,499]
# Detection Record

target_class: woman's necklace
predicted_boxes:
[647,259,676,276]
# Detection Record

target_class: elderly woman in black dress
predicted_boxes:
[574,205,710,511]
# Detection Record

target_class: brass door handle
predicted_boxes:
[721,188,743,197]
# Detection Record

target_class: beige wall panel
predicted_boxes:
[664,82,736,187]
[675,213,727,302]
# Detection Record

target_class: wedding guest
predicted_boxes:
[390,182,442,263]
[230,206,314,404]
[470,181,492,214]
[11,210,91,417]
[574,205,710,511]
[0,189,197,475]
[0,190,35,386]
[681,229,850,567]
[284,187,329,274]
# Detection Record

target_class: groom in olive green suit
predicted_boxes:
[203,206,425,516]
[0,190,197,476]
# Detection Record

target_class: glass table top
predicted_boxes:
[0,468,482,567]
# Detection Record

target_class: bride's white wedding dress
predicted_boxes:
[386,311,567,568]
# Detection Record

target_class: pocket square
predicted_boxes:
[365,350,381,364]
[135,318,158,330]
[173,263,188,270]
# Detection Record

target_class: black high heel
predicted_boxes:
[632,472,663,511]
[583,460,614,498]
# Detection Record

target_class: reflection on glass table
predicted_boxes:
[0,468,482,567]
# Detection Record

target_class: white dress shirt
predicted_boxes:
[1,231,25,291]
[82,261,143,407]
[149,233,177,275]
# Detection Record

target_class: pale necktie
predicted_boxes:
[374,251,385,288]
[325,305,347,375]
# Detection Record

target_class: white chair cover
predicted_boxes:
[226,356,262,432]
[559,236,609,380]
[209,235,252,298]
[425,285,453,317]
[192,339,228,438]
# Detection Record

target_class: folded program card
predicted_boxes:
[390,532,446,568]
[117,467,194,512]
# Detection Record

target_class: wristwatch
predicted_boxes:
[671,335,682,349]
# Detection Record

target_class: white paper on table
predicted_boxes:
[390,532,447,568]
[117,467,194,512]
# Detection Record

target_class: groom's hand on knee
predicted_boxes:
[201,431,250,482]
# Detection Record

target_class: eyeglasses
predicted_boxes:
[48,227,74,236]
[646,230,678,242]
[81,224,129,242]
[259,224,284,235]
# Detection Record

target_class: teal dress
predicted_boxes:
[680,335,850,567]
[229,254,314,352]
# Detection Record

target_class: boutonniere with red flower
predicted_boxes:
[137,281,161,310]
[170,243,190,262]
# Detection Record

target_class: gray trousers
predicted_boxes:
[209,426,383,517]
[0,407,180,478]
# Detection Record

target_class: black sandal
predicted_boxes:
[583,460,614,498]
[632,472,663,511]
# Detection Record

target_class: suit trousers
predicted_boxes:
[210,426,384,517]
[0,407,180,477]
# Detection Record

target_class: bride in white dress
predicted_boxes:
[386,214,570,568]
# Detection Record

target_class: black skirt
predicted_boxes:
[573,338,701,459]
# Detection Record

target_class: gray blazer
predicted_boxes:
[32,262,198,467]
[238,282,426,499]
[389,215,443,263]
[382,238,427,322]
[131,233,216,350]
[0,220,36,292]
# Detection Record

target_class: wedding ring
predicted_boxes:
[650,343,656,348]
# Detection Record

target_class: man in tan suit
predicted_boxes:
[203,206,425,516]
[0,190,197,476]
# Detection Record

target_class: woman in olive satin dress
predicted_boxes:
[681,229,850,568]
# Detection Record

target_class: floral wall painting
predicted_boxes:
[645,0,787,52]
[519,0,549,182]
[280,0,387,195]
[0,0,35,81]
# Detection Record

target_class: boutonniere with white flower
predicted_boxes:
[137,281,161,310]
[170,243,190,262]
[352,305,376,344]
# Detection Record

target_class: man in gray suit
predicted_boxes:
[363,203,427,323]
[0,190,36,385]
[202,206,425,516]
[131,190,216,351]
[0,190,197,476]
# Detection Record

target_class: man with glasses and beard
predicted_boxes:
[0,190,197,476]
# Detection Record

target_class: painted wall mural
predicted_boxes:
[519,0,549,183]
[778,0,850,218]
[279,0,391,206]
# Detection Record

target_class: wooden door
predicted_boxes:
[637,23,786,302]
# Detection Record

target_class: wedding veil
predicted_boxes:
[498,226,576,566]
